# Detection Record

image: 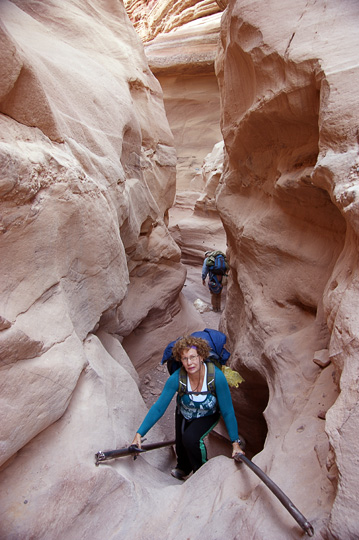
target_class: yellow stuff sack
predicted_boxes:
[222,366,244,388]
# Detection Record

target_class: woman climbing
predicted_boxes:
[131,335,244,480]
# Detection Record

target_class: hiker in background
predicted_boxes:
[202,250,228,312]
[131,336,244,480]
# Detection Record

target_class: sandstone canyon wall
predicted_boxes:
[216,1,359,538]
[132,0,224,191]
[128,1,359,538]
[1,1,359,540]
[0,1,196,537]
[132,2,228,272]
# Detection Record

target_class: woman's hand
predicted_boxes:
[131,433,142,449]
[232,441,245,458]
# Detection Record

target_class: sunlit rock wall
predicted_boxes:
[125,0,224,190]
[124,0,223,43]
[2,0,359,538]
[0,1,185,536]
[217,0,359,537]
[146,11,223,190]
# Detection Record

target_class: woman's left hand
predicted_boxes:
[232,441,245,458]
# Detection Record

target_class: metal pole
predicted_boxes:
[95,439,176,466]
[234,453,314,537]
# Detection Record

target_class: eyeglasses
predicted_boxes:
[181,355,199,363]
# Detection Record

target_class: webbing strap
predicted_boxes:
[207,361,215,394]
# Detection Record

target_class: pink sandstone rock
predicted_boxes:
[0,1,189,537]
[125,0,222,43]
[1,0,359,539]
[142,11,224,190]
[216,0,359,537]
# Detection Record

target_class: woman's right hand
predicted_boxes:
[232,441,244,458]
[131,432,142,448]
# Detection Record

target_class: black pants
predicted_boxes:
[175,409,220,474]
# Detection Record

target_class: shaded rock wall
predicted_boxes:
[216,0,359,537]
[129,4,228,288]
[155,71,222,190]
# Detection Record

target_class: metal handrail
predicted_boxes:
[95,439,176,466]
[234,453,314,537]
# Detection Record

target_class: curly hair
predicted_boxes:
[172,336,211,362]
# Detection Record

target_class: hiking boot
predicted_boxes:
[171,468,187,480]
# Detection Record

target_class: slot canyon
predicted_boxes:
[0,1,359,539]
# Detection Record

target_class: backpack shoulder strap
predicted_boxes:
[178,363,217,397]
[206,361,216,394]
[178,366,187,397]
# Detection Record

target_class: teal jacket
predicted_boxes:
[137,366,239,442]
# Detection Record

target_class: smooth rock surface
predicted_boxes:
[216,1,359,537]
[0,1,185,537]
[1,0,359,539]
[139,10,224,190]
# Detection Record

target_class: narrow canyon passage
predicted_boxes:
[140,24,272,457]
[136,151,270,457]
[2,1,359,538]
[124,6,357,536]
